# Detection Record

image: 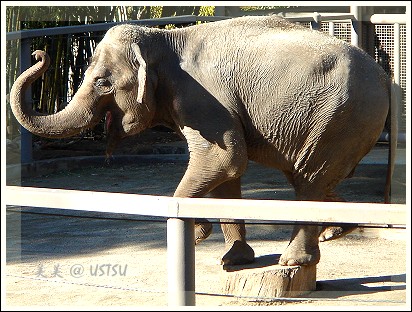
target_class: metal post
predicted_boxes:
[350,6,361,47]
[167,217,195,306]
[328,21,334,36]
[391,22,401,135]
[391,22,401,198]
[20,38,33,163]
[393,23,400,86]
[311,12,321,30]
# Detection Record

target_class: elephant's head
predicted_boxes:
[10,25,158,154]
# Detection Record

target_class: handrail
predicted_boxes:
[6,13,361,41]
[284,13,355,22]
[4,185,408,306]
[5,15,230,41]
[370,14,407,24]
[5,186,407,227]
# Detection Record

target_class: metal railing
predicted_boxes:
[4,186,407,306]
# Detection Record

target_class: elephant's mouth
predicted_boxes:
[105,111,114,132]
[104,109,125,161]
[104,106,126,137]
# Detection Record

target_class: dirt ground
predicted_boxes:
[4,129,409,309]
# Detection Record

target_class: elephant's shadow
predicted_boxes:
[223,254,281,272]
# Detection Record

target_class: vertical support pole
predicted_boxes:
[328,21,334,36]
[167,217,195,306]
[391,22,401,199]
[350,6,362,48]
[20,38,33,164]
[393,23,400,86]
[311,12,321,30]
[392,22,401,138]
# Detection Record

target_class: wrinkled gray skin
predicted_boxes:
[10,16,390,266]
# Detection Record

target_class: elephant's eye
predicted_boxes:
[95,78,112,88]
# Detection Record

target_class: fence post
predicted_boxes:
[20,38,33,163]
[310,12,321,30]
[350,5,361,47]
[393,22,400,86]
[167,217,195,306]
[328,21,334,36]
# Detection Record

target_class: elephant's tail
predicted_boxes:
[384,81,399,204]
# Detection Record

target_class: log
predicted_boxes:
[221,255,316,299]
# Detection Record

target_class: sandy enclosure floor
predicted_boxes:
[5,153,409,308]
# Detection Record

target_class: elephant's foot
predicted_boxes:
[221,240,255,265]
[279,225,320,266]
[278,244,320,266]
[195,220,213,245]
[318,226,356,242]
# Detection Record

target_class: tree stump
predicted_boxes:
[221,255,316,299]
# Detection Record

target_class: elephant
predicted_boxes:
[10,15,393,267]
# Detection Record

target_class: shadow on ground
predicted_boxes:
[6,208,167,263]
[312,273,406,298]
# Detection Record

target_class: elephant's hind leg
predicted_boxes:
[195,218,213,244]
[318,225,356,242]
[278,181,357,265]
[318,192,357,242]
[209,178,255,265]
[279,225,321,266]
[277,171,322,266]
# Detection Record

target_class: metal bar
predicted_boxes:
[393,23,401,85]
[4,185,407,308]
[391,23,402,204]
[370,14,407,24]
[20,38,33,164]
[392,22,401,145]
[5,186,173,217]
[310,12,321,30]
[328,21,334,36]
[285,14,355,23]
[6,14,359,42]
[350,6,361,47]
[167,218,195,306]
[5,15,230,41]
[173,197,406,226]
[5,186,407,226]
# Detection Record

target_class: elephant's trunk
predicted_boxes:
[10,50,104,138]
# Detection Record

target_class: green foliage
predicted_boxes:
[199,6,215,16]
[150,6,163,19]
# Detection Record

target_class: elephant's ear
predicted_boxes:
[132,44,147,104]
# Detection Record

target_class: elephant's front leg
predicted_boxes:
[220,220,255,265]
[173,127,253,265]
[194,218,213,245]
[209,178,255,265]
